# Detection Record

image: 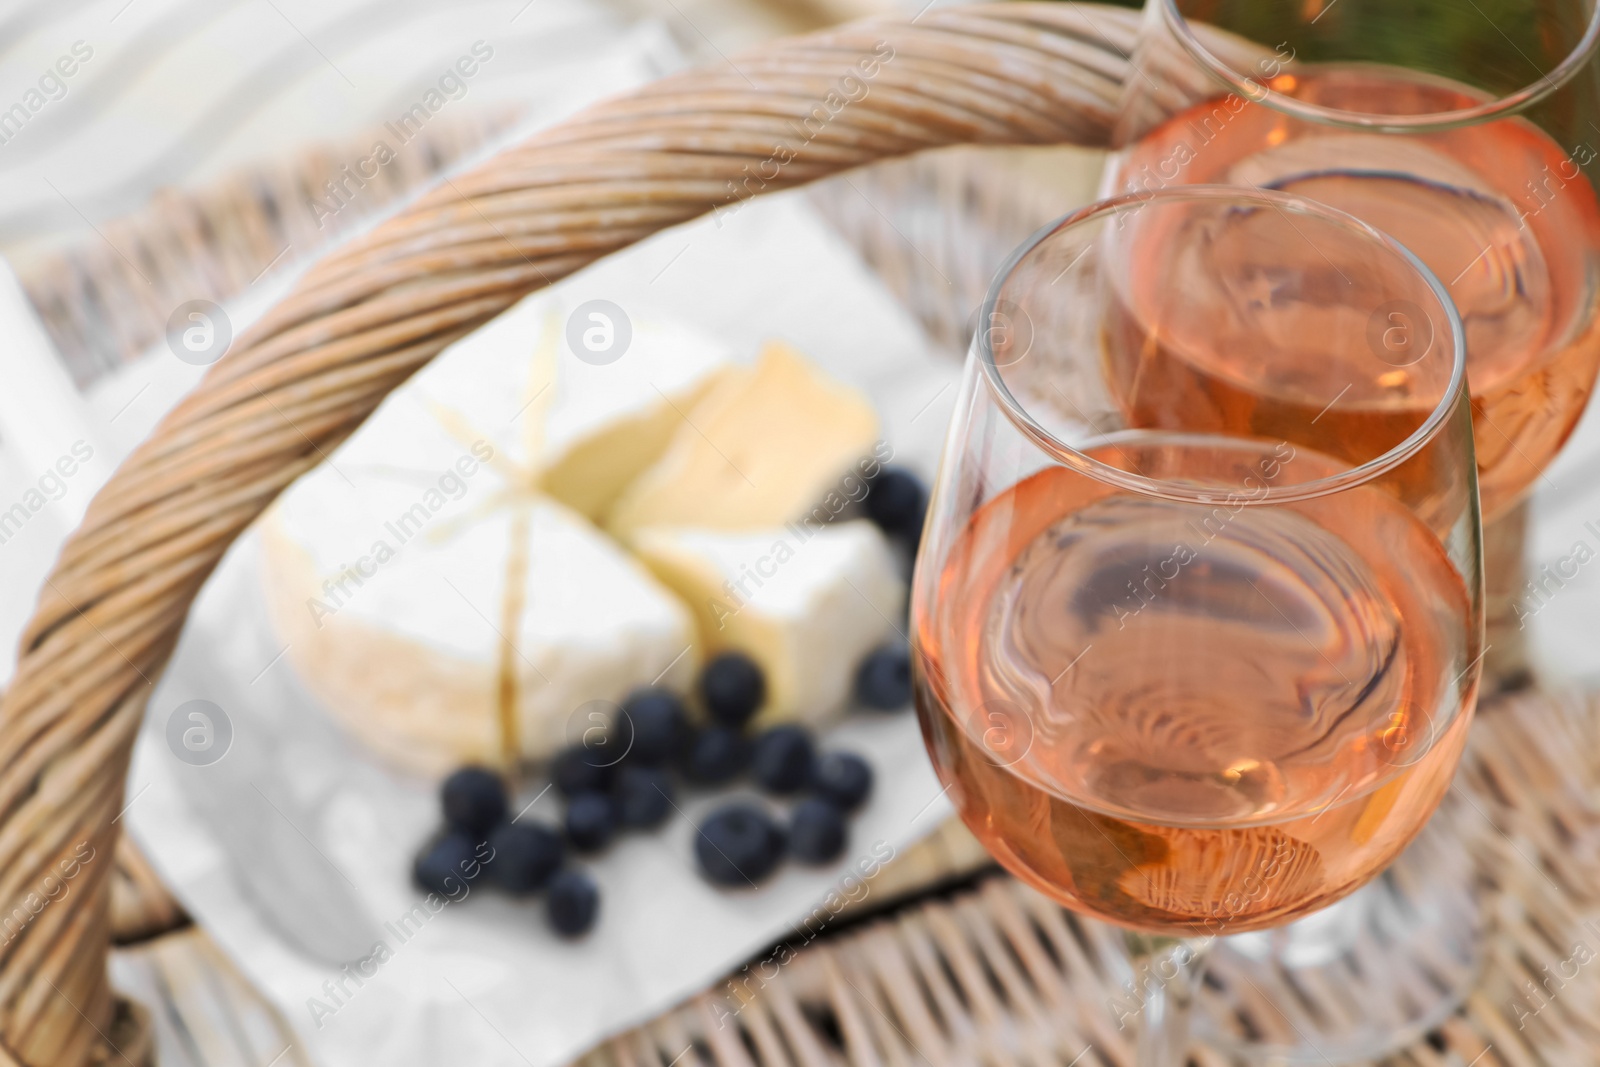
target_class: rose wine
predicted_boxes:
[912,437,1477,936]
[1109,66,1600,519]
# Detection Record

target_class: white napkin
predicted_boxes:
[125,190,963,1067]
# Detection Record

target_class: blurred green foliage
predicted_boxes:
[1075,0,1586,98]
[1079,0,1600,183]
[1167,0,1586,98]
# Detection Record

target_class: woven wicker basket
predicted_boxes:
[0,5,1580,1065]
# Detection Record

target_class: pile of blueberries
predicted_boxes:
[411,466,927,939]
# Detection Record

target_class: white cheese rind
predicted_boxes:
[261,356,702,774]
[257,297,732,774]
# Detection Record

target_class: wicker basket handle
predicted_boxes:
[0,5,1141,1063]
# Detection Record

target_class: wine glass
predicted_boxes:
[911,188,1481,1065]
[1105,3,1600,1056]
[1111,0,1600,686]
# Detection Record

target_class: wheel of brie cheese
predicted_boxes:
[261,294,906,776]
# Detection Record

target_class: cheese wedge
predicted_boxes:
[632,520,904,726]
[535,322,737,519]
[605,341,880,541]
[263,472,697,776]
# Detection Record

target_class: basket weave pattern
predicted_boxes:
[0,6,1158,1063]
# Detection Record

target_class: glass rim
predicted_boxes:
[975,186,1468,506]
[1157,0,1600,132]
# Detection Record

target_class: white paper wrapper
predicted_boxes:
[125,191,963,1067]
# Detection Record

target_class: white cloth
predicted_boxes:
[0,0,681,255]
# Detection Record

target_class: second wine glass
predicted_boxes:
[913,188,1482,1065]
[1105,3,1600,1056]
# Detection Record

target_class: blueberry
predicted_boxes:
[682,727,751,786]
[552,742,616,798]
[789,798,848,864]
[695,803,787,886]
[565,792,618,853]
[810,751,873,812]
[901,509,926,552]
[621,688,690,765]
[699,652,766,728]
[441,766,507,836]
[855,643,912,710]
[614,765,674,829]
[487,821,564,895]
[865,467,927,541]
[750,725,815,795]
[546,869,600,938]
[413,832,487,896]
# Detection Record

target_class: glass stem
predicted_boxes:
[1124,933,1211,1067]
